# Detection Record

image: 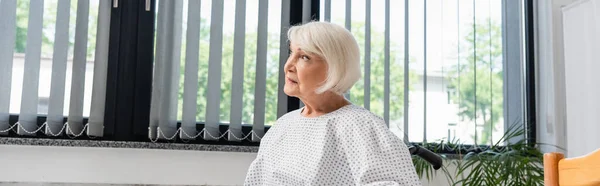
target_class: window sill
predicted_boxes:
[0,137,259,153]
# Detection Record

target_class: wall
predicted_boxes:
[535,0,577,155]
[561,0,600,157]
[0,145,456,186]
[536,0,600,157]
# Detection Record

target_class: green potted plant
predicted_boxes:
[411,124,556,186]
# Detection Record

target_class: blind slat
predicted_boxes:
[343,0,352,100]
[205,0,225,140]
[403,0,410,142]
[17,0,44,135]
[384,0,390,125]
[150,0,183,139]
[253,0,269,142]
[229,0,246,141]
[67,0,90,135]
[345,0,351,31]
[277,0,291,119]
[324,0,331,22]
[456,0,461,134]
[88,0,111,137]
[472,0,478,142]
[46,0,72,135]
[423,0,428,142]
[166,0,183,139]
[0,0,18,135]
[181,0,202,140]
[302,0,311,23]
[364,0,371,110]
[488,0,494,144]
[150,1,168,139]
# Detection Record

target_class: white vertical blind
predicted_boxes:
[143,0,516,145]
[150,0,183,140]
[342,0,351,100]
[88,0,111,137]
[324,0,331,22]
[0,1,108,138]
[181,0,201,140]
[403,0,410,142]
[298,0,309,109]
[384,0,390,125]
[17,0,44,135]
[204,0,224,141]
[0,0,18,135]
[229,0,246,141]
[364,0,371,110]
[302,0,311,23]
[487,0,493,144]
[471,0,477,142]
[149,0,287,142]
[345,0,351,30]
[422,0,428,142]
[46,0,71,135]
[253,0,269,142]
[67,0,90,136]
[277,0,291,119]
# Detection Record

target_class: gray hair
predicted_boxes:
[287,22,361,95]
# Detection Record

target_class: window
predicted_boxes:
[1,0,104,136]
[318,0,524,146]
[0,0,533,149]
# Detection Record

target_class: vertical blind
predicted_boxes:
[318,0,514,145]
[147,0,522,145]
[0,0,523,145]
[0,0,110,138]
[149,0,285,142]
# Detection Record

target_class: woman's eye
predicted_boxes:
[301,55,310,61]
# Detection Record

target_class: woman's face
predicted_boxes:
[283,42,328,99]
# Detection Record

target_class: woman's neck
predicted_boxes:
[300,92,350,118]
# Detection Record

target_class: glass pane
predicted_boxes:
[408,0,425,143]
[425,0,447,142]
[243,0,258,125]
[369,0,386,119]
[490,0,504,145]
[264,0,281,126]
[348,0,366,108]
[329,0,345,26]
[175,0,212,122]
[389,0,407,139]
[219,0,236,123]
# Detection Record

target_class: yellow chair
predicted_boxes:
[544,149,600,186]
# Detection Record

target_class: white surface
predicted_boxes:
[0,145,256,186]
[535,0,579,154]
[0,145,456,185]
[561,0,600,158]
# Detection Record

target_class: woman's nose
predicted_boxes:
[285,58,295,72]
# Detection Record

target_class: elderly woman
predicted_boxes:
[244,22,421,186]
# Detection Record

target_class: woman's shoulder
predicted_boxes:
[330,105,403,146]
[329,104,387,129]
[278,108,303,120]
[335,104,384,120]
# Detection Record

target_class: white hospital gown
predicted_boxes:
[244,104,422,186]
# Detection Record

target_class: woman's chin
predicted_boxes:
[283,87,299,97]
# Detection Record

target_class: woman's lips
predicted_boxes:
[287,77,298,84]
